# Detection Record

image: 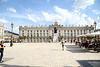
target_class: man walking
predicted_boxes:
[0,41,5,63]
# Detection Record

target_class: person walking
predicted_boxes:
[0,41,5,63]
[60,39,65,51]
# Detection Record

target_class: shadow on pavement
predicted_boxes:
[77,60,100,67]
[65,45,89,53]
[0,64,42,67]
[3,58,14,62]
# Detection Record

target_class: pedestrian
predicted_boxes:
[60,39,65,51]
[75,40,78,45]
[0,41,5,63]
[49,40,51,43]
[71,40,72,43]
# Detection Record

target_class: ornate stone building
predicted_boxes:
[0,24,4,40]
[19,22,94,43]
[4,30,19,42]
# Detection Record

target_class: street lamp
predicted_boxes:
[10,22,13,47]
[94,21,97,31]
[94,21,97,48]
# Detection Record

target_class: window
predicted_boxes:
[71,33,73,36]
[27,38,29,42]
[34,38,35,42]
[71,30,72,32]
[52,30,53,32]
[77,33,79,36]
[77,30,79,35]
[84,30,85,34]
[74,33,76,36]
[40,33,42,37]
[27,33,29,37]
[31,38,32,42]
[47,30,48,32]
[43,30,45,32]
[78,38,79,42]
[22,33,24,36]
[31,30,32,32]
[74,30,76,32]
[37,33,38,37]
[59,33,61,36]
[47,38,48,42]
[64,33,66,36]
[40,30,42,32]
[43,38,45,42]
[40,38,42,42]
[68,33,69,37]
[31,33,32,37]
[28,30,29,32]
[47,33,48,36]
[68,38,69,42]
[37,30,39,32]
[89,30,91,33]
[37,38,39,42]
[34,33,35,37]
[43,33,45,37]
[64,30,66,32]
[67,30,69,32]
[81,32,82,35]
[52,33,53,36]
[81,30,82,33]
[77,30,79,33]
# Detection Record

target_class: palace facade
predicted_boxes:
[19,22,94,43]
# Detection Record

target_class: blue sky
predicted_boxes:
[0,0,100,34]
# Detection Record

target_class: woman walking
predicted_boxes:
[60,39,65,51]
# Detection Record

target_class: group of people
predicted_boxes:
[0,41,5,63]
[75,40,100,50]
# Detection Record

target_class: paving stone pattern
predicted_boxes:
[0,43,100,67]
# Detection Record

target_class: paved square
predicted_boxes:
[0,43,100,67]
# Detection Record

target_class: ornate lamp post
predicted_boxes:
[93,21,97,49]
[94,21,97,31]
[10,22,13,47]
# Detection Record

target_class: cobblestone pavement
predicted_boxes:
[0,43,100,67]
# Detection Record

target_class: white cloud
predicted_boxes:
[24,6,94,26]
[92,10,100,14]
[0,0,8,2]
[73,0,94,9]
[97,17,100,22]
[14,27,19,34]
[42,6,94,25]
[3,6,94,26]
[28,14,42,23]
[96,17,100,29]
[0,19,9,23]
[7,8,16,13]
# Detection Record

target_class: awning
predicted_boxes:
[91,31,100,36]
[78,34,86,37]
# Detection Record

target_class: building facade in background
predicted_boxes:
[19,22,94,43]
[0,24,4,40]
[4,30,19,42]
